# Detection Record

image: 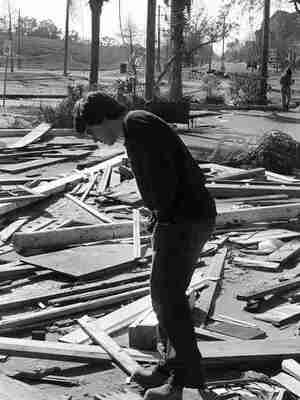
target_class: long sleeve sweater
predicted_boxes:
[122,110,216,222]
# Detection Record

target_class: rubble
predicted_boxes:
[0,124,300,399]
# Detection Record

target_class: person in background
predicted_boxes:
[73,92,217,400]
[280,67,294,111]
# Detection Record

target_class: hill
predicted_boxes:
[0,34,130,70]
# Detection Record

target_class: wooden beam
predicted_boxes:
[216,203,300,227]
[0,157,67,173]
[282,359,300,381]
[97,165,112,194]
[195,248,228,326]
[207,183,300,198]
[0,217,29,242]
[133,209,141,259]
[211,168,266,182]
[0,287,149,333]
[13,221,147,252]
[237,277,300,301]
[78,317,141,375]
[0,336,156,364]
[0,271,150,311]
[9,123,52,149]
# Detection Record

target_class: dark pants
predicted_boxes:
[151,218,215,388]
[281,86,291,111]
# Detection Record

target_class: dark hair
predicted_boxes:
[73,91,127,134]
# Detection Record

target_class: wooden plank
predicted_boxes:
[195,248,228,326]
[81,173,98,201]
[272,373,300,397]
[133,209,141,259]
[282,359,300,381]
[0,373,50,400]
[232,256,280,271]
[0,271,150,311]
[98,165,112,194]
[13,221,147,252]
[216,204,300,227]
[61,295,152,344]
[47,281,149,306]
[230,229,300,245]
[237,277,300,301]
[0,217,29,242]
[205,320,266,340]
[211,168,266,182]
[66,194,113,223]
[9,123,52,149]
[23,243,137,278]
[0,194,45,203]
[206,183,300,198]
[254,304,300,326]
[0,336,156,364]
[0,157,67,173]
[0,287,149,333]
[268,239,300,264]
[0,261,37,279]
[78,316,141,375]
[1,336,300,369]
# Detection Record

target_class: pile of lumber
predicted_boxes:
[1,125,300,398]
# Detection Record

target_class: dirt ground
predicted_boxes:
[0,63,300,400]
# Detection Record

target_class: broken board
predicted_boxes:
[22,243,136,278]
[9,123,52,149]
[267,239,300,264]
[254,304,300,326]
[205,320,266,340]
[0,157,66,173]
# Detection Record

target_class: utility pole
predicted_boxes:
[260,0,270,104]
[64,0,71,76]
[220,14,226,73]
[145,0,156,100]
[156,5,161,73]
[8,2,14,73]
[17,9,21,69]
[89,0,103,88]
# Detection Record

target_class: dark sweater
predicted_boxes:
[123,110,216,222]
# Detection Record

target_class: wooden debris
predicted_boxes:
[282,359,300,381]
[0,217,30,242]
[232,256,280,271]
[13,221,147,252]
[65,193,113,223]
[98,165,112,194]
[0,157,67,173]
[9,123,52,149]
[0,287,149,333]
[267,239,300,264]
[271,373,300,397]
[133,209,141,259]
[194,248,228,326]
[61,295,152,344]
[78,316,141,375]
[254,304,300,326]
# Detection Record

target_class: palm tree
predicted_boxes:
[164,0,192,101]
[89,0,109,88]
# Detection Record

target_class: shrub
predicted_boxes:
[38,84,85,128]
[229,73,262,105]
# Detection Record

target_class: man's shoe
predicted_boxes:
[131,365,170,389]
[144,383,183,400]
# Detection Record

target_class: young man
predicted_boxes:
[74,92,217,400]
[280,67,293,111]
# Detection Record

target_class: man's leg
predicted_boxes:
[150,220,214,389]
[281,88,286,110]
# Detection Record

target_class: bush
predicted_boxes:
[229,73,263,105]
[38,84,85,128]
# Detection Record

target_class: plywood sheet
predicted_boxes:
[22,243,135,278]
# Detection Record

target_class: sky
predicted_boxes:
[3,0,295,52]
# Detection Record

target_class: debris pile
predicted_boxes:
[0,124,300,398]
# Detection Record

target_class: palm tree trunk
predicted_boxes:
[89,0,103,88]
[169,0,185,101]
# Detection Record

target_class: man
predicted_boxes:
[74,92,217,400]
[280,67,293,111]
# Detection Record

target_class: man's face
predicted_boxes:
[85,119,120,145]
